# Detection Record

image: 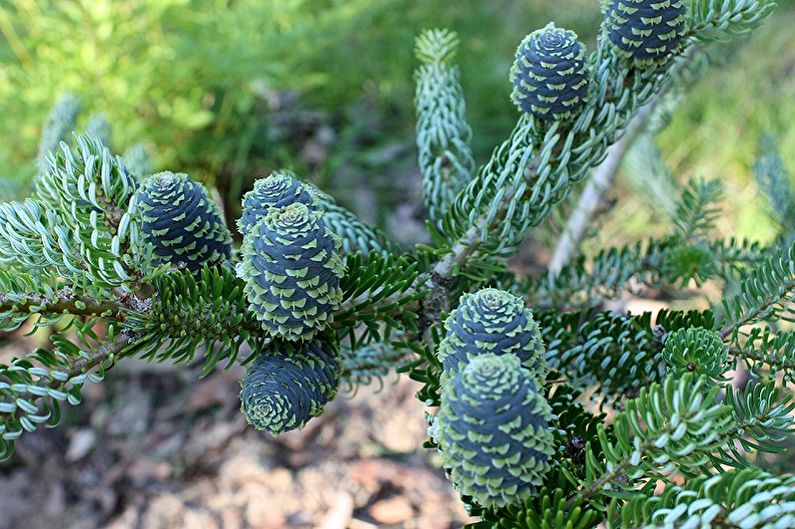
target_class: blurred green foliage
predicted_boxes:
[0,0,792,239]
[655,6,795,242]
[0,1,597,214]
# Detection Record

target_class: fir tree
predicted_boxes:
[0,1,792,527]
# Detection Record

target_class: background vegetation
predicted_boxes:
[3,0,792,243]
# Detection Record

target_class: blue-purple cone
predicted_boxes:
[436,288,546,384]
[133,171,231,271]
[240,338,341,435]
[240,202,345,341]
[510,23,590,122]
[238,170,315,236]
[604,0,687,66]
[438,354,554,508]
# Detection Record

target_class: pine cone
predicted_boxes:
[240,202,345,341]
[132,171,232,271]
[662,327,728,381]
[240,338,341,435]
[238,170,315,236]
[510,22,590,122]
[437,354,554,509]
[604,0,687,65]
[436,288,546,383]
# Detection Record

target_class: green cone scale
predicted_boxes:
[240,202,345,341]
[132,171,232,271]
[437,354,554,509]
[662,327,729,381]
[436,288,546,383]
[604,0,687,65]
[510,23,590,122]
[238,170,315,236]
[240,339,341,435]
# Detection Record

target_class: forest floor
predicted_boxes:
[0,352,474,529]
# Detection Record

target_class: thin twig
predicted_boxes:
[0,292,126,319]
[0,331,136,418]
[547,104,654,279]
[63,331,135,379]
[547,45,703,279]
[717,273,795,340]
[729,343,795,374]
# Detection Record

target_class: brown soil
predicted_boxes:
[0,358,474,529]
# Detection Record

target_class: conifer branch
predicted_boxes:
[617,468,795,528]
[529,239,771,311]
[547,43,709,277]
[61,331,134,379]
[730,343,795,374]
[0,3,787,524]
[567,379,720,508]
[729,329,795,384]
[718,244,795,340]
[415,29,476,227]
[0,329,136,458]
[547,99,654,278]
[431,48,673,281]
[0,291,125,319]
[3,331,134,399]
[570,376,794,510]
[530,240,667,309]
[688,0,777,41]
